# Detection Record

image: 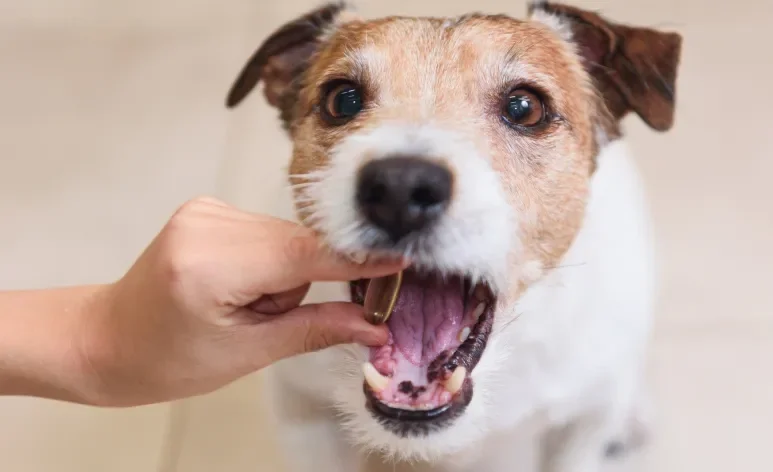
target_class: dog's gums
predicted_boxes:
[351,270,494,436]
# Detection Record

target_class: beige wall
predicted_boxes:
[0,1,771,471]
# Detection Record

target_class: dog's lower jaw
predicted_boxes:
[266,140,654,472]
[333,342,498,461]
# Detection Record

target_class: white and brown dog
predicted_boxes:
[226,2,681,471]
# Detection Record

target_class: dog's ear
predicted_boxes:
[225,2,348,109]
[529,1,682,131]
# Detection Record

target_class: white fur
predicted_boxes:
[295,122,515,293]
[263,6,655,470]
[265,136,655,472]
[530,8,575,43]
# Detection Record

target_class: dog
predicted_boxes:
[225,2,681,471]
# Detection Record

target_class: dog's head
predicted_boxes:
[227,1,680,459]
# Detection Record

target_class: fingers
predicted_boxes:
[244,218,407,295]
[274,229,408,290]
[247,284,310,315]
[259,302,388,360]
[165,198,407,302]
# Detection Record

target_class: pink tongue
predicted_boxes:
[386,273,465,366]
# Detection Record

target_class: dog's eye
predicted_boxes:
[322,82,363,123]
[503,89,545,128]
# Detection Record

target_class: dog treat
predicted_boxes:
[363,271,403,324]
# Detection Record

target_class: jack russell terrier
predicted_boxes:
[226,2,681,471]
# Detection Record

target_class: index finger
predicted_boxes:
[283,230,408,285]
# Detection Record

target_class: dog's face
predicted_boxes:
[228,1,680,459]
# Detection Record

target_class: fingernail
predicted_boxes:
[347,251,368,265]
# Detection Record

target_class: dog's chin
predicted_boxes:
[348,268,496,440]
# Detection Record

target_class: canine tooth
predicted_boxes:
[445,367,467,395]
[362,363,389,392]
[458,327,471,343]
[473,302,486,321]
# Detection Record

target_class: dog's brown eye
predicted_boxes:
[322,82,363,123]
[503,89,545,127]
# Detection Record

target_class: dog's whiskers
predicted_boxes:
[544,262,588,271]
[499,310,526,335]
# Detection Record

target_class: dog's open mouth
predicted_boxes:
[350,269,495,436]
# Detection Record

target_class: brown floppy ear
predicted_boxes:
[529,1,682,132]
[225,2,347,110]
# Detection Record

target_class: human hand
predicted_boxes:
[79,197,405,406]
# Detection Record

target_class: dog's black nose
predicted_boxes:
[356,156,452,242]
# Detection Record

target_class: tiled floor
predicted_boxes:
[0,1,771,471]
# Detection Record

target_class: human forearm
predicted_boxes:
[0,285,109,404]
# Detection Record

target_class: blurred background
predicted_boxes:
[0,0,771,471]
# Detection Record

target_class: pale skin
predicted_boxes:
[0,197,404,407]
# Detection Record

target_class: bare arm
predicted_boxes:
[0,285,108,403]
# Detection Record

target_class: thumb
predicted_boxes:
[264,303,389,360]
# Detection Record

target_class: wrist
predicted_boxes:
[0,284,115,405]
[74,280,174,408]
[67,283,124,406]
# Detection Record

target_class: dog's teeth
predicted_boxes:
[362,363,389,392]
[473,302,486,321]
[458,327,471,343]
[445,367,467,395]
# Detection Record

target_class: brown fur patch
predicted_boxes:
[530,2,681,132]
[226,3,681,301]
[284,15,602,294]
